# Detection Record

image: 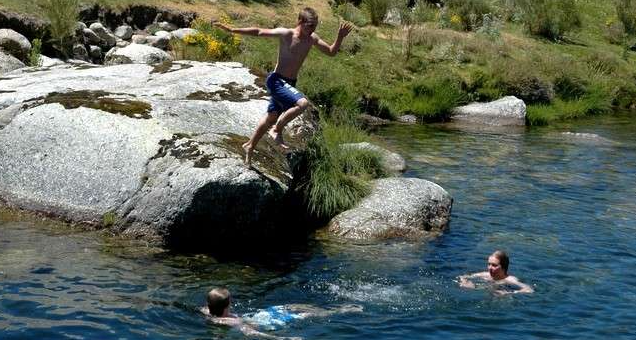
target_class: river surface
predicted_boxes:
[1,114,635,339]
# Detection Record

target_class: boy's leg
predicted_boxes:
[242,111,279,165]
[268,98,310,148]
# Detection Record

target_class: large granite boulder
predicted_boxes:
[451,96,526,126]
[0,51,25,74]
[0,29,31,62]
[104,43,172,65]
[0,60,313,248]
[341,142,406,173]
[327,178,452,242]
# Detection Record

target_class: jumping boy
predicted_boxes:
[214,7,354,165]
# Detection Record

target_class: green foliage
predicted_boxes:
[616,0,636,35]
[526,84,614,125]
[404,72,467,121]
[336,2,369,27]
[446,0,493,31]
[513,0,581,41]
[38,0,80,58]
[28,38,42,67]
[102,211,117,227]
[363,0,392,26]
[299,122,387,219]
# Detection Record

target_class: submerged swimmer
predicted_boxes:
[201,287,362,339]
[458,250,534,295]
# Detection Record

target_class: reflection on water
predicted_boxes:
[2,114,636,339]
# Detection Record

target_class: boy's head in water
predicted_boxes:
[207,288,231,317]
[488,250,509,280]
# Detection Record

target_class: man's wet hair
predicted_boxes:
[492,250,509,274]
[207,288,230,317]
[298,7,318,23]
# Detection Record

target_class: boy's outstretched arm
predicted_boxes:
[314,22,354,56]
[213,22,289,37]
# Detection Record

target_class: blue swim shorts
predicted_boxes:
[266,72,306,114]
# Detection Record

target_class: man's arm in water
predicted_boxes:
[285,303,363,317]
[312,22,354,56]
[209,316,300,340]
[214,22,290,38]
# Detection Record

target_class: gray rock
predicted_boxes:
[72,43,89,61]
[172,28,198,40]
[342,142,406,173]
[357,113,390,127]
[40,55,65,67]
[158,21,178,32]
[83,28,102,45]
[114,25,133,40]
[131,34,148,44]
[398,114,417,124]
[145,35,170,50]
[76,22,87,31]
[104,43,172,65]
[0,29,31,61]
[116,39,131,48]
[383,8,402,26]
[0,51,25,74]
[88,45,102,59]
[89,23,117,47]
[0,60,311,247]
[451,96,526,126]
[154,30,172,39]
[327,178,453,242]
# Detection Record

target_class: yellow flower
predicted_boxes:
[450,14,462,25]
[232,35,241,47]
[207,39,222,58]
[220,13,232,25]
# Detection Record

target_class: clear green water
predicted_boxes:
[1,114,635,339]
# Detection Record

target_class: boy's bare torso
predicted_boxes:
[274,29,317,79]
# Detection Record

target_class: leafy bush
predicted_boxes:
[38,0,79,58]
[445,0,493,31]
[171,16,241,61]
[616,0,636,35]
[526,84,614,125]
[513,0,581,41]
[363,0,392,26]
[28,38,42,67]
[336,2,369,27]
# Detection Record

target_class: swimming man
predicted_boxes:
[214,7,354,165]
[458,250,534,295]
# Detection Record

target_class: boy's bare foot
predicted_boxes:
[242,142,253,166]
[268,128,289,149]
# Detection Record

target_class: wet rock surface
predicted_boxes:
[451,96,527,126]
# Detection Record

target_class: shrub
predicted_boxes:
[513,0,581,41]
[171,16,241,61]
[297,121,387,219]
[445,0,493,31]
[336,2,369,27]
[616,0,636,35]
[526,84,614,125]
[363,0,392,26]
[38,0,79,58]
[406,73,467,121]
[28,38,42,67]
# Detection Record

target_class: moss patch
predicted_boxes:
[151,133,218,168]
[151,60,194,74]
[186,82,266,102]
[42,90,152,119]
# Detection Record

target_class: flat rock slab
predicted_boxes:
[0,60,309,248]
[327,177,453,242]
[452,96,526,126]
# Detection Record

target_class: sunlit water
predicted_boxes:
[2,114,636,339]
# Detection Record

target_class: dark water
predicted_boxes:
[2,114,636,339]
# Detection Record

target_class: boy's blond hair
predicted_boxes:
[207,288,230,317]
[298,7,318,23]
